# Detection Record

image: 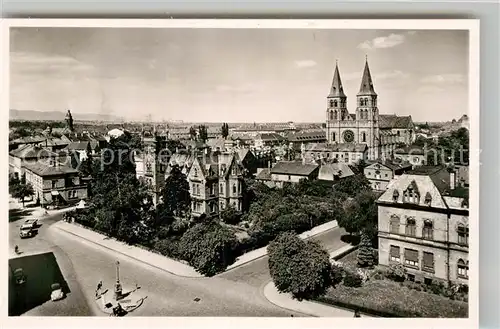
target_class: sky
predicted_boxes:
[9,27,469,123]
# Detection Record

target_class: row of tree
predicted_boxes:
[9,174,35,207]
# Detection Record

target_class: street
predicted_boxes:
[9,198,348,317]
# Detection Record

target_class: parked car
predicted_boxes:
[23,219,38,228]
[13,268,26,285]
[50,283,65,301]
[19,225,34,238]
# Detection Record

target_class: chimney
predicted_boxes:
[450,170,456,190]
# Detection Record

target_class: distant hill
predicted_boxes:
[9,109,121,122]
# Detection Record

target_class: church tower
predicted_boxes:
[356,58,380,160]
[326,62,348,144]
[65,109,74,132]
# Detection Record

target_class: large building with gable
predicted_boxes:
[303,59,415,164]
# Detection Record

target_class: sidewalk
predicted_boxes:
[263,244,362,318]
[53,221,203,278]
[227,220,339,271]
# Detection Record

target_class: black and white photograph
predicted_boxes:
[2,19,479,325]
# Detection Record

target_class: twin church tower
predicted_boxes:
[324,59,413,161]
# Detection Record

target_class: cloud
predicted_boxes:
[358,33,406,50]
[10,51,95,77]
[294,60,317,68]
[420,74,465,84]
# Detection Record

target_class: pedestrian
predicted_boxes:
[97,280,103,291]
[354,310,361,318]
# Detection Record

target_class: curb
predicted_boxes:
[224,220,339,272]
[53,222,204,279]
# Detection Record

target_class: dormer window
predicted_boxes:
[403,181,420,204]
[461,199,469,208]
[194,168,198,177]
[393,190,399,202]
[425,192,432,206]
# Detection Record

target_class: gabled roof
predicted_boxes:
[255,168,272,181]
[329,63,347,98]
[256,133,286,141]
[9,135,47,145]
[318,163,354,181]
[23,162,78,177]
[366,161,413,172]
[9,145,59,159]
[379,115,414,129]
[270,161,318,176]
[65,141,90,151]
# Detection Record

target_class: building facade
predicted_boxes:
[376,167,469,285]
[364,161,412,191]
[23,161,88,207]
[305,59,414,164]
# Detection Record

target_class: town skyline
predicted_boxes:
[10,28,469,123]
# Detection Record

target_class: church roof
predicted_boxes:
[305,142,368,153]
[329,63,346,98]
[271,161,319,176]
[379,115,413,129]
[357,60,377,96]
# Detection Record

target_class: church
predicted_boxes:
[302,59,415,164]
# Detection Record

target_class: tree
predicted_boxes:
[333,174,371,197]
[179,220,238,276]
[220,204,240,224]
[221,123,229,139]
[189,126,197,140]
[80,143,94,177]
[268,232,333,300]
[12,182,34,207]
[159,164,191,218]
[198,125,208,143]
[338,190,378,238]
[357,230,376,267]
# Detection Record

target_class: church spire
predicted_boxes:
[329,61,346,97]
[357,58,377,96]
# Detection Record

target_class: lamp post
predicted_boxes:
[114,261,122,300]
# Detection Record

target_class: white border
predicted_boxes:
[0,19,480,329]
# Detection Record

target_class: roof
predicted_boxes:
[329,63,347,98]
[287,130,327,142]
[257,133,286,141]
[270,161,319,176]
[23,162,78,177]
[9,145,59,159]
[357,60,377,96]
[305,142,368,153]
[255,168,272,181]
[9,135,47,145]
[318,163,355,181]
[394,144,425,155]
[379,115,413,129]
[365,161,413,172]
[65,141,90,151]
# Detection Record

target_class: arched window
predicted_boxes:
[362,132,366,142]
[232,183,237,194]
[390,215,400,233]
[405,217,416,236]
[404,181,420,204]
[329,100,334,108]
[360,99,365,106]
[329,111,333,120]
[334,111,338,120]
[457,224,469,245]
[457,259,468,278]
[364,98,369,105]
[422,219,433,240]
[333,100,338,107]
[392,189,399,202]
[332,132,336,142]
[425,192,432,206]
[364,109,369,120]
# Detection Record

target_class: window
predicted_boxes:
[405,217,416,236]
[232,184,237,194]
[220,202,225,210]
[52,180,57,189]
[329,111,333,120]
[457,259,468,278]
[407,274,415,282]
[219,183,223,195]
[332,132,336,142]
[364,98,369,105]
[390,215,400,233]
[362,132,366,142]
[457,224,469,245]
[404,248,419,267]
[375,170,381,180]
[333,100,338,107]
[424,278,433,285]
[422,252,434,273]
[390,245,400,262]
[194,168,198,177]
[397,131,400,136]
[393,190,399,202]
[422,220,433,240]
[403,181,420,204]
[425,192,432,206]
[329,100,334,107]
[334,111,338,120]
[360,99,365,106]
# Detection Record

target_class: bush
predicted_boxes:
[387,263,407,282]
[268,232,333,300]
[343,269,363,288]
[331,264,344,287]
[179,220,238,276]
[153,237,182,259]
[357,232,375,267]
